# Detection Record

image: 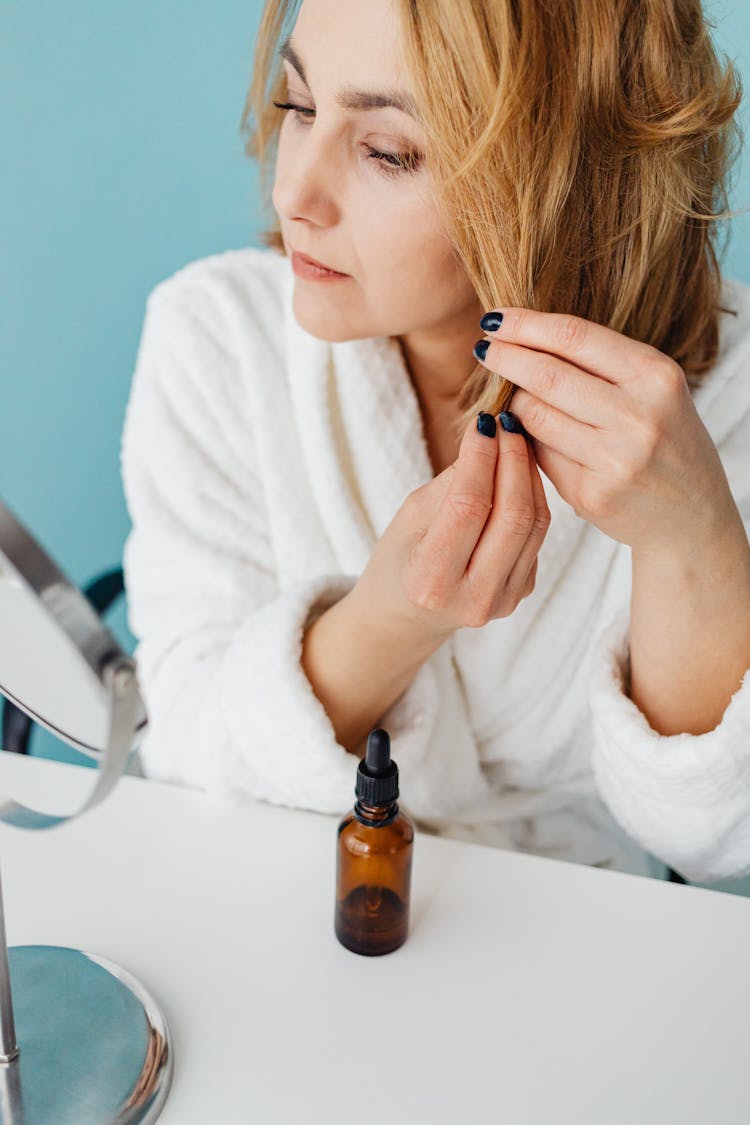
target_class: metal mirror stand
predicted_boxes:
[0,498,173,1124]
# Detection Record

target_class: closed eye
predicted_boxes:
[272,101,423,177]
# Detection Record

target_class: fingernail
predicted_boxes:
[473,339,490,362]
[480,311,504,332]
[477,411,497,438]
[498,411,525,435]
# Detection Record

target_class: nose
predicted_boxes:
[272,124,341,227]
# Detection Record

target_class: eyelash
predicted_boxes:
[272,100,422,177]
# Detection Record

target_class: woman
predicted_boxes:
[121,0,750,883]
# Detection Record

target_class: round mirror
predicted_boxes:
[0,501,147,757]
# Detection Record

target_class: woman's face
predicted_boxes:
[272,0,479,344]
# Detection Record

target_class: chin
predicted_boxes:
[291,292,372,343]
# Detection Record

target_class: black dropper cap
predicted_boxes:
[356,728,399,805]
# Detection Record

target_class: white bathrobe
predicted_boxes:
[119,245,750,884]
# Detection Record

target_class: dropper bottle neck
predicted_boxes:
[354,797,399,827]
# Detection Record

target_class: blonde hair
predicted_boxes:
[241,0,747,447]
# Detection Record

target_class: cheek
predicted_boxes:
[355,196,456,290]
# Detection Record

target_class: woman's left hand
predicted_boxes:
[473,308,739,554]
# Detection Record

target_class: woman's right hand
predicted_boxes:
[353,412,552,645]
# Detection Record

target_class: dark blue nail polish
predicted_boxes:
[498,411,525,435]
[477,411,497,438]
[473,339,490,362]
[480,311,504,332]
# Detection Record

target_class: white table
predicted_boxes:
[0,752,747,1125]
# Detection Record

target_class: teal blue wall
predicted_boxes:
[3,1,750,893]
[2,0,268,672]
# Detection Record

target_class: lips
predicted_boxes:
[292,248,348,275]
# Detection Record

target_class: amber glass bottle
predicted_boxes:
[334,728,414,956]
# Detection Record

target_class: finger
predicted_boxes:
[470,423,550,598]
[481,307,659,383]
[421,412,499,588]
[509,386,603,472]
[466,422,536,586]
[476,340,616,429]
[521,556,538,599]
[504,451,550,599]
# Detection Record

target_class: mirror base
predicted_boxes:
[0,945,173,1124]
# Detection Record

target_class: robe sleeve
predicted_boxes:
[120,284,439,815]
[587,608,750,884]
[587,368,750,885]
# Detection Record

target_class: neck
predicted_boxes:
[396,309,482,420]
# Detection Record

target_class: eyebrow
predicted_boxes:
[278,36,421,122]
